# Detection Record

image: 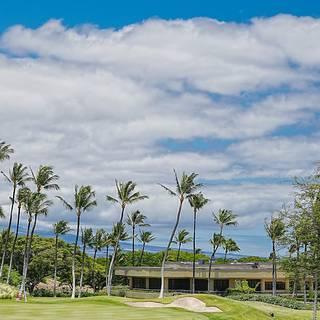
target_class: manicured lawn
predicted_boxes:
[0,294,312,320]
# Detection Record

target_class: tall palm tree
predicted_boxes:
[106,180,148,296]
[188,192,209,293]
[103,232,112,291]
[138,230,155,265]
[222,238,240,262]
[159,170,201,298]
[173,229,192,261]
[6,187,30,284]
[265,216,286,296]
[126,210,149,266]
[53,220,71,297]
[78,227,93,298]
[19,191,52,302]
[90,228,105,292]
[208,209,238,293]
[0,141,14,163]
[0,162,30,278]
[57,185,97,299]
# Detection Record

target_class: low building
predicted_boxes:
[115,261,290,292]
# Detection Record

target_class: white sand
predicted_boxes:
[126,297,222,313]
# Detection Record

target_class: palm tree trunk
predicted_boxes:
[303,243,308,304]
[132,226,135,266]
[53,234,58,298]
[139,243,145,266]
[92,249,97,292]
[6,203,21,284]
[208,227,223,293]
[313,273,318,320]
[106,206,125,296]
[224,249,228,263]
[105,246,109,292]
[159,198,184,298]
[272,240,276,296]
[177,243,181,261]
[72,214,81,299]
[78,244,86,298]
[192,209,196,294]
[18,217,31,300]
[22,213,39,302]
[0,186,16,278]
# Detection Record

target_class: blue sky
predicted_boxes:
[0,1,320,257]
[1,0,320,31]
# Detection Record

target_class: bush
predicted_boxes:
[229,294,311,310]
[0,283,18,299]
[228,280,257,295]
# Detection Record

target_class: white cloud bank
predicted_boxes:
[0,15,320,255]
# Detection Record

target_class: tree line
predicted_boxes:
[0,140,242,301]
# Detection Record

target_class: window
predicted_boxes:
[149,278,161,290]
[265,281,286,290]
[247,279,261,291]
[214,279,229,292]
[169,278,190,290]
[132,277,146,289]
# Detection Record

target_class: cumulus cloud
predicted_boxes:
[0,15,319,255]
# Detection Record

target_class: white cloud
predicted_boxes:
[0,15,319,255]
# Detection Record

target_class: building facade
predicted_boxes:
[115,262,290,293]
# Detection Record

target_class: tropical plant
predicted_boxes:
[208,209,238,292]
[138,230,155,265]
[106,180,148,295]
[103,232,113,291]
[57,185,97,299]
[173,229,192,261]
[90,228,105,292]
[159,170,201,298]
[0,163,30,278]
[53,220,71,297]
[0,141,14,163]
[222,238,240,262]
[265,215,286,296]
[188,192,209,293]
[6,187,30,283]
[126,210,149,265]
[19,191,52,302]
[78,227,93,298]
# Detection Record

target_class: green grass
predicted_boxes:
[0,294,312,320]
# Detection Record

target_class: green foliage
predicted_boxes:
[230,294,311,310]
[228,280,257,294]
[0,283,17,299]
[237,256,270,263]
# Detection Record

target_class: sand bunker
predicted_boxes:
[126,297,222,313]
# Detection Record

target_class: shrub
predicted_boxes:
[0,283,18,299]
[229,294,311,310]
[228,280,257,295]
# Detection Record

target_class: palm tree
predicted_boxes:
[78,228,93,298]
[103,232,112,291]
[53,220,71,297]
[19,191,52,302]
[106,222,129,294]
[126,210,149,266]
[138,230,155,265]
[90,228,105,292]
[0,141,14,163]
[0,163,30,278]
[188,192,209,293]
[57,185,97,299]
[173,229,192,261]
[0,207,4,219]
[159,170,201,298]
[106,180,148,296]
[208,209,238,293]
[6,187,30,284]
[265,216,286,296]
[222,238,240,262]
